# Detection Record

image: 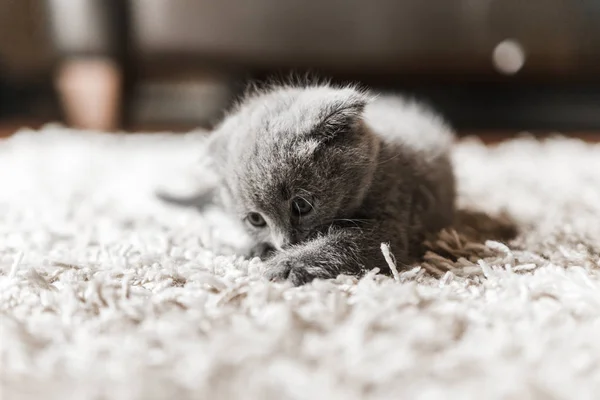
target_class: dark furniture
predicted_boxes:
[46,0,600,131]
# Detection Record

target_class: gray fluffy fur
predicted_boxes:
[165,81,456,285]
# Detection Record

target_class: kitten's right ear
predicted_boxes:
[315,96,368,141]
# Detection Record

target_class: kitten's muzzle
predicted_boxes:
[251,243,276,260]
[273,231,301,250]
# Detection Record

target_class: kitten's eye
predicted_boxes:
[247,212,267,227]
[291,197,313,216]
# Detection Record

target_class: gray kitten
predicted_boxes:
[161,82,456,285]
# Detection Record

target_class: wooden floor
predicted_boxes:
[2,119,600,144]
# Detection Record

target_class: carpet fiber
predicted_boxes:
[2,126,600,400]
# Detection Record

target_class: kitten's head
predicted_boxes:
[213,84,380,251]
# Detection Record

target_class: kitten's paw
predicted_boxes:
[264,257,331,286]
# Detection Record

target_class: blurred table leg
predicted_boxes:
[55,57,121,131]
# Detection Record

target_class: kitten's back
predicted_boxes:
[364,95,454,160]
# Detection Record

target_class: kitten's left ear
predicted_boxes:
[316,94,369,141]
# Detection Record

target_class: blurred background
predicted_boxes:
[1,0,600,140]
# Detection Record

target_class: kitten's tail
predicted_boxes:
[156,188,215,212]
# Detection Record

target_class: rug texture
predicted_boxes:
[1,126,600,400]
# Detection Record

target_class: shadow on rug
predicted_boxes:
[420,209,519,277]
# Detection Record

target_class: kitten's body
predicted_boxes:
[165,83,455,285]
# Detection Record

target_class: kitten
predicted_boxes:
[162,82,456,285]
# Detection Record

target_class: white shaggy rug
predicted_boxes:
[2,126,600,400]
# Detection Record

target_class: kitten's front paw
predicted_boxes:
[264,255,331,286]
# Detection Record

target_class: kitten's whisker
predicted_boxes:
[376,153,403,165]
[297,195,315,210]
[333,218,372,223]
[330,218,374,229]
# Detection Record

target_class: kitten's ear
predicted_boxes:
[315,96,368,141]
[204,129,227,172]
